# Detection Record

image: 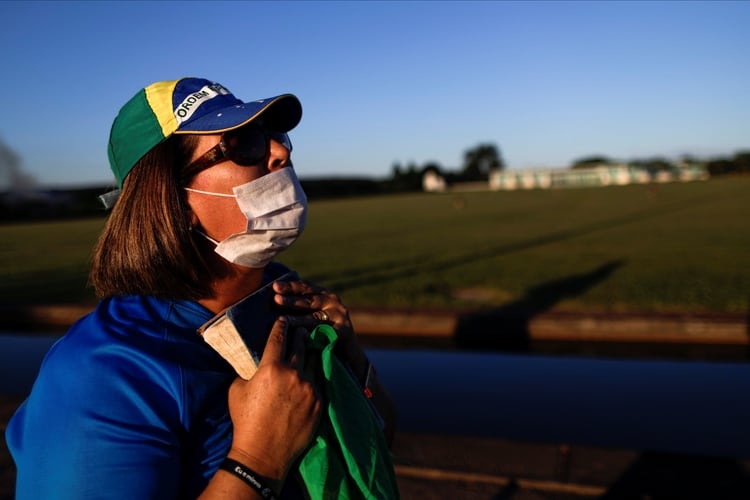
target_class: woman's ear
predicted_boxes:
[189,209,200,229]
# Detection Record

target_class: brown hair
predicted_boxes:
[89,135,213,300]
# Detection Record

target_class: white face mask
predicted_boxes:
[186,167,307,268]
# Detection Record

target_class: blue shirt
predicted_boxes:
[8,295,239,499]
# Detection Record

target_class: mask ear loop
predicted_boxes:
[191,226,221,245]
[184,187,237,197]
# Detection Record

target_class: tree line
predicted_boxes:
[1,138,748,222]
[389,144,750,192]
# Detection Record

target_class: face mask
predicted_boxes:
[186,167,307,268]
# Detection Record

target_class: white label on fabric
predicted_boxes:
[174,84,230,124]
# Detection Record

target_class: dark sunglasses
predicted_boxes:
[181,123,292,181]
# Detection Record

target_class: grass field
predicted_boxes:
[1,176,748,314]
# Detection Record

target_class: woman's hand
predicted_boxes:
[272,279,356,352]
[225,317,322,489]
[272,279,397,446]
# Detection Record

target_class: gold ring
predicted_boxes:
[314,310,330,322]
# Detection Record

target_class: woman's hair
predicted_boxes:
[89,134,213,300]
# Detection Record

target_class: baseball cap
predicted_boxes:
[107,77,302,188]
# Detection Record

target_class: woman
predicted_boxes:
[7,77,397,499]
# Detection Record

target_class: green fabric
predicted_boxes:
[297,325,400,499]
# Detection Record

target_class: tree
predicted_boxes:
[630,157,673,171]
[462,143,504,181]
[386,161,423,192]
[421,162,443,176]
[733,151,750,174]
[390,162,403,179]
[571,155,613,169]
[706,158,733,176]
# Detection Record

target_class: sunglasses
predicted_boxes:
[181,123,292,181]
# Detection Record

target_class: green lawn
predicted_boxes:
[1,176,748,314]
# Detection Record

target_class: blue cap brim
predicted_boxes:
[175,94,302,134]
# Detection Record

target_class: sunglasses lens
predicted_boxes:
[228,126,268,166]
[269,131,293,153]
[226,125,293,166]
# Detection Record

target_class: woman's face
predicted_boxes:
[185,132,292,241]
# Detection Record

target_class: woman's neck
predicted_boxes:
[199,265,265,313]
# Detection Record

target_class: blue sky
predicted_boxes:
[1,0,748,188]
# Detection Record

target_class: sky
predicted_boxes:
[1,0,748,188]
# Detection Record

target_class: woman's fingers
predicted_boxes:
[273,281,349,322]
[258,316,290,366]
[274,279,357,354]
[273,280,335,310]
[286,326,308,369]
[273,279,322,296]
[259,317,311,373]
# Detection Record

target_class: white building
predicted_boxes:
[422,170,447,192]
[488,164,709,191]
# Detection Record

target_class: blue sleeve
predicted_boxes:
[8,333,188,499]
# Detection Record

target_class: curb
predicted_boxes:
[2,304,747,347]
[351,308,750,345]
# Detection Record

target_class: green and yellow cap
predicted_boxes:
[107,77,302,187]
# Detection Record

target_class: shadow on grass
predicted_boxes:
[454,260,624,351]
